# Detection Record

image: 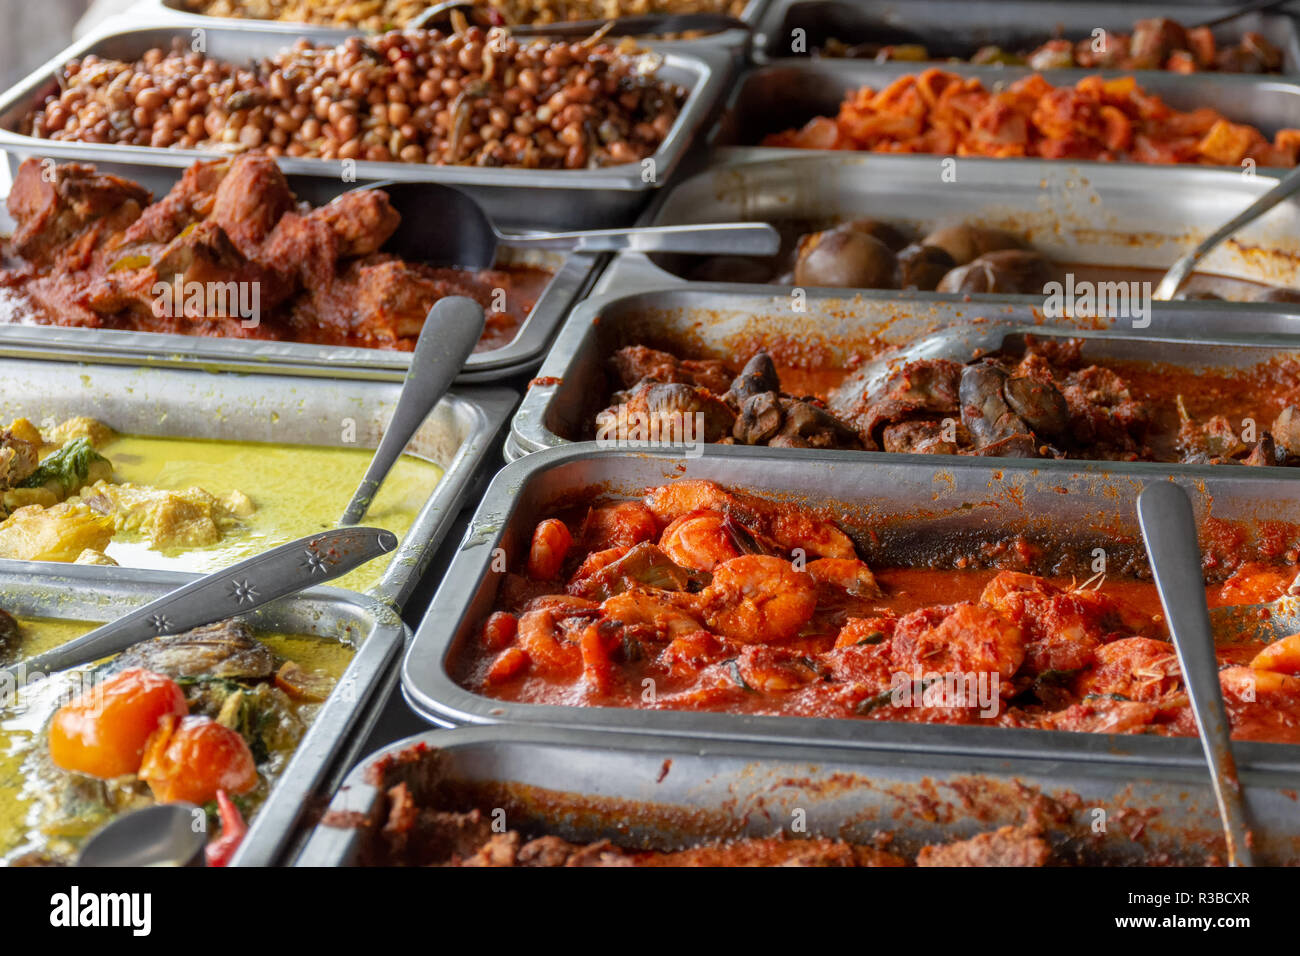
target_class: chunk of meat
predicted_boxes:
[889,603,1025,688]
[312,188,400,257]
[917,824,1050,867]
[7,158,151,265]
[610,345,732,393]
[209,152,296,257]
[1074,637,1181,702]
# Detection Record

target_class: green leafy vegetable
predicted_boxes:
[18,438,108,496]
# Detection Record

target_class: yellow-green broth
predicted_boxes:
[101,435,443,593]
[0,617,354,863]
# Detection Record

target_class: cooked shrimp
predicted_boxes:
[833,615,895,649]
[659,631,730,678]
[644,480,855,559]
[735,646,822,693]
[479,611,517,652]
[659,512,742,571]
[527,518,572,580]
[1216,563,1298,606]
[1250,633,1300,674]
[808,558,882,598]
[693,555,817,643]
[890,603,1025,686]
[580,501,658,551]
[1073,637,1180,702]
[514,601,595,680]
[599,590,706,643]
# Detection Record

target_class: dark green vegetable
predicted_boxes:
[726,659,754,692]
[18,438,108,497]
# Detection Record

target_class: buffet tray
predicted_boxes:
[0,23,733,230]
[752,0,1300,69]
[0,152,601,383]
[588,149,1300,300]
[711,58,1300,170]
[403,443,1300,771]
[0,353,515,610]
[296,725,1300,865]
[0,565,407,867]
[508,285,1300,458]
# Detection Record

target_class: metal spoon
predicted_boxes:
[370,180,781,270]
[339,296,485,524]
[1,526,396,684]
[77,803,206,867]
[1154,164,1300,300]
[1137,481,1254,866]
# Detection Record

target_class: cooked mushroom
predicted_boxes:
[728,352,781,405]
[1002,375,1069,438]
[959,362,1037,456]
[896,243,957,291]
[936,250,1055,295]
[794,229,899,289]
[836,218,910,251]
[734,391,784,445]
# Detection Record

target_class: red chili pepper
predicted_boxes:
[204,790,248,867]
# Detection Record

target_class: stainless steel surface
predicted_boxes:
[508,285,1300,458]
[587,150,1300,302]
[341,298,486,525]
[6,527,397,681]
[1139,482,1254,866]
[0,24,734,230]
[0,566,407,867]
[1156,165,1300,298]
[404,443,1300,769]
[0,353,514,610]
[753,0,1300,69]
[296,725,1300,866]
[375,180,779,268]
[1212,593,1300,641]
[714,60,1300,169]
[0,165,598,382]
[77,803,206,867]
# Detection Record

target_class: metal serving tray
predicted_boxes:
[588,150,1300,298]
[508,285,1300,457]
[0,23,733,230]
[0,155,600,383]
[0,353,514,610]
[712,59,1300,170]
[296,725,1300,865]
[753,0,1300,68]
[0,565,406,867]
[404,443,1300,771]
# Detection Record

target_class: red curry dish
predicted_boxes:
[596,338,1300,465]
[0,152,549,351]
[457,480,1300,743]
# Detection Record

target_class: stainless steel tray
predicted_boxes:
[753,0,1300,69]
[403,443,1300,771]
[296,725,1300,865]
[712,59,1300,170]
[508,285,1300,458]
[0,352,515,610]
[0,565,407,867]
[0,151,601,382]
[588,149,1300,299]
[0,23,733,230]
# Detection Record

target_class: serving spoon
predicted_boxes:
[1154,164,1300,300]
[77,803,206,867]
[1137,481,1254,867]
[0,526,396,685]
[339,295,485,525]
[370,180,781,270]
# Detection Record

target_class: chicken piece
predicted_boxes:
[602,381,736,444]
[78,480,250,549]
[1058,365,1149,455]
[6,158,151,265]
[829,358,963,449]
[45,417,116,450]
[609,345,732,393]
[0,430,40,490]
[311,189,400,257]
[73,548,117,566]
[209,152,296,258]
[917,823,1050,867]
[120,157,231,246]
[0,501,114,561]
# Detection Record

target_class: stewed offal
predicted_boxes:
[0,152,547,350]
[598,337,1300,465]
[23,28,685,170]
[457,479,1300,742]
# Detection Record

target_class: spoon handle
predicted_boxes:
[498,222,782,256]
[1137,482,1254,866]
[4,527,397,682]
[339,297,486,526]
[1155,164,1300,299]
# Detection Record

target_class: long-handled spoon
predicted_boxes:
[1137,481,1254,866]
[77,803,206,867]
[365,180,780,269]
[1,526,396,684]
[340,295,486,525]
[1154,164,1300,300]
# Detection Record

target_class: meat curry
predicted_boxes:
[457,480,1300,744]
[0,151,549,352]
